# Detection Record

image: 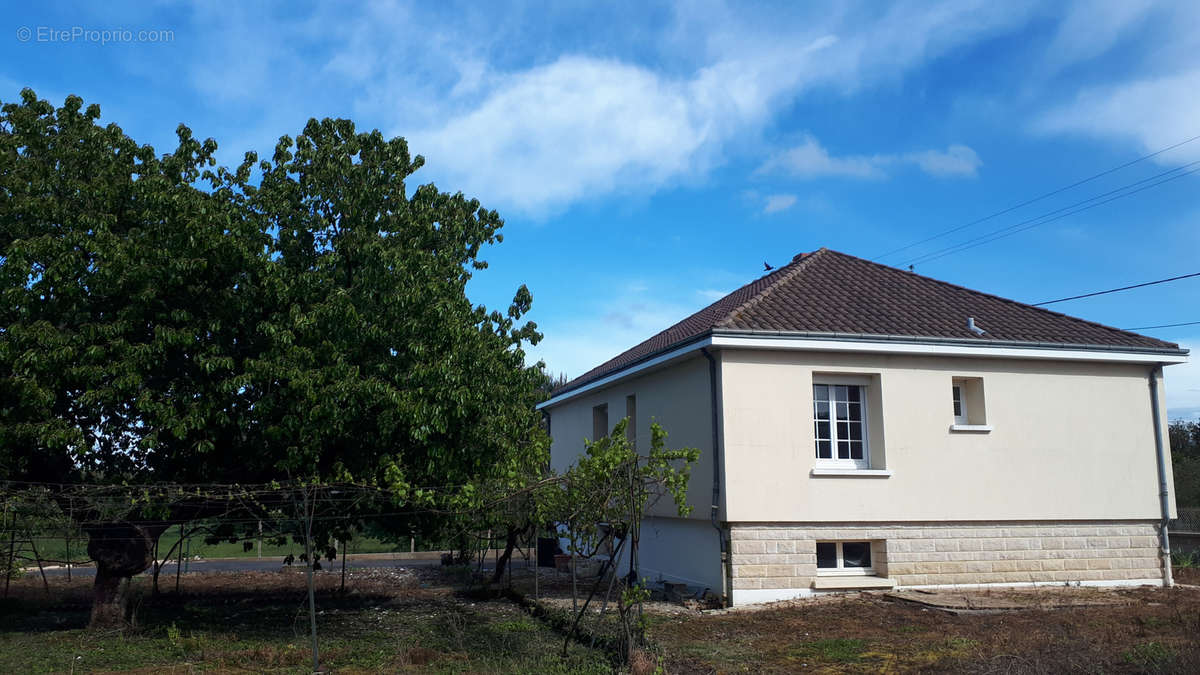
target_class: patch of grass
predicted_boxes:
[1137,615,1168,629]
[494,618,538,632]
[791,637,868,663]
[1172,550,1198,569]
[945,636,978,650]
[1123,641,1174,669]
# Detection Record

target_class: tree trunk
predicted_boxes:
[84,523,158,630]
[489,526,520,585]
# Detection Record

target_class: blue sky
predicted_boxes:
[5,1,1200,417]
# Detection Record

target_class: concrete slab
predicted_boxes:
[884,587,1134,614]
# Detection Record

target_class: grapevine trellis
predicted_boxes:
[1,420,698,669]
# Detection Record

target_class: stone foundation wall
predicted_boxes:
[729,521,1164,593]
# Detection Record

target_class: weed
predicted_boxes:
[1122,641,1174,670]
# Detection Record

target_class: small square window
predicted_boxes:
[951,377,987,428]
[592,404,608,440]
[841,542,872,568]
[816,542,837,568]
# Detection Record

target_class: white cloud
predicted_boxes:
[412,56,714,217]
[1041,0,1157,72]
[1165,338,1200,416]
[763,194,798,214]
[1037,68,1200,164]
[907,145,983,176]
[164,0,1037,214]
[338,1,1022,214]
[759,136,883,178]
[697,288,730,301]
[759,135,981,179]
[528,296,693,379]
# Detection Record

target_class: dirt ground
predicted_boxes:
[1172,565,1200,586]
[652,584,1200,674]
[0,566,610,674]
[3,564,1199,673]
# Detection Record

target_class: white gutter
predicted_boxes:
[537,332,1187,410]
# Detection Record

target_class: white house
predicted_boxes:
[539,249,1187,605]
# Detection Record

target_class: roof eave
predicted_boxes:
[537,330,1188,410]
[709,328,1188,356]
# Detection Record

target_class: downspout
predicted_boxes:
[1148,366,1173,587]
[701,347,732,606]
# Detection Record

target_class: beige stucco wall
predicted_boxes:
[546,354,715,520]
[720,349,1176,523]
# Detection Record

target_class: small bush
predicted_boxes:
[1171,551,1198,569]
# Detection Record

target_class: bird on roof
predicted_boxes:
[763,261,774,271]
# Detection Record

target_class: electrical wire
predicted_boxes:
[873,133,1200,261]
[1122,320,1200,331]
[1033,271,1200,306]
[903,162,1200,267]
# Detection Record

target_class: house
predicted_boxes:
[539,248,1187,605]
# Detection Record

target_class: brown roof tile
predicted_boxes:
[552,248,1182,396]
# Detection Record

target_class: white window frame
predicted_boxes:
[812,376,871,470]
[952,384,968,425]
[816,541,875,576]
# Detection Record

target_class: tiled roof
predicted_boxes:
[553,248,1182,397]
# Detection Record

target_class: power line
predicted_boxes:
[1033,271,1200,306]
[903,162,1200,267]
[1122,320,1200,331]
[873,133,1200,261]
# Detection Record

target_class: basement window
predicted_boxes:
[816,541,874,575]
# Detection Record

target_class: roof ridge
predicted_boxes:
[715,248,827,328]
[829,249,1165,344]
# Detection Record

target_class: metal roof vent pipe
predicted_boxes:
[967,317,986,336]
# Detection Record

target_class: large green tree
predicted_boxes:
[1170,420,1200,510]
[0,90,547,626]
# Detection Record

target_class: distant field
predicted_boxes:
[25,532,416,566]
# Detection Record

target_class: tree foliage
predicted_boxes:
[2,87,544,489]
[542,417,699,659]
[1170,420,1200,509]
[0,89,548,625]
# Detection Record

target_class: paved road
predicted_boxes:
[37,555,444,577]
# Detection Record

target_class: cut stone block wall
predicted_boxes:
[728,521,1164,592]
